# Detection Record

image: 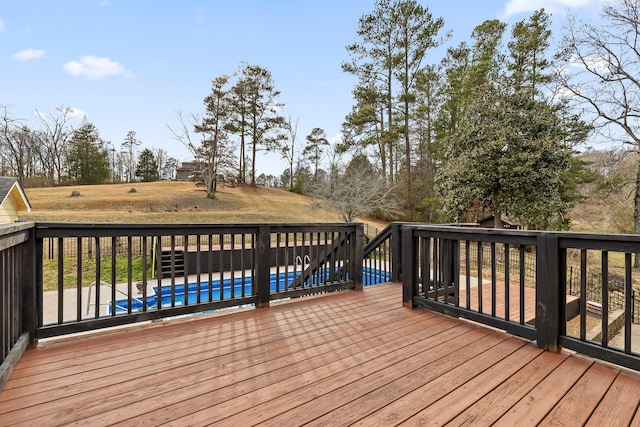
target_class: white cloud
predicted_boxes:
[67,107,88,119]
[12,49,45,61]
[0,19,5,33]
[501,0,601,18]
[63,55,133,79]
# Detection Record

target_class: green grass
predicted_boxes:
[43,255,153,292]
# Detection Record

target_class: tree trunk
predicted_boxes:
[494,212,504,229]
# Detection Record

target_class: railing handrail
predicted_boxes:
[401,223,640,372]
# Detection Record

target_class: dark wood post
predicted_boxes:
[391,223,403,282]
[536,233,561,353]
[256,225,271,308]
[24,225,39,346]
[402,226,416,308]
[353,224,364,290]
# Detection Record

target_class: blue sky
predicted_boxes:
[1,0,604,176]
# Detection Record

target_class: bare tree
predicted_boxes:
[121,130,141,183]
[315,154,399,222]
[35,106,77,184]
[280,116,302,190]
[558,0,640,261]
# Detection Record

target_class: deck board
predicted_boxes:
[1,282,640,426]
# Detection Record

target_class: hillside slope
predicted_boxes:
[20,181,386,230]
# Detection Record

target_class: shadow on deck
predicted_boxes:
[1,283,640,426]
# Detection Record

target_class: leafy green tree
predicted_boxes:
[67,121,109,185]
[437,13,586,229]
[196,75,236,197]
[303,127,329,183]
[135,148,159,182]
[343,0,400,184]
[230,63,287,186]
[344,0,447,217]
[393,0,447,215]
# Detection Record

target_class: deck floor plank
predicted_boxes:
[1,282,639,426]
[493,355,594,426]
[402,344,543,426]
[586,370,640,427]
[447,350,569,426]
[539,362,619,426]
[228,327,497,427]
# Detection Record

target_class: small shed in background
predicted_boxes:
[478,214,520,229]
[0,177,31,223]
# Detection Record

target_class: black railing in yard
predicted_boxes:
[402,224,640,372]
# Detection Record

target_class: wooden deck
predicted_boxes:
[1,283,640,426]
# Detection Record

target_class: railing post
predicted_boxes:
[255,225,271,308]
[391,223,402,282]
[402,226,415,308]
[536,233,561,353]
[353,224,364,290]
[23,225,39,346]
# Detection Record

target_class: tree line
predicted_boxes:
[0,106,177,186]
[334,0,640,231]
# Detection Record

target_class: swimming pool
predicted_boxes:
[108,268,390,315]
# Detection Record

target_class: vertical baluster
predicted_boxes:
[276,233,281,292]
[625,253,632,354]
[170,235,176,308]
[56,237,64,324]
[504,243,510,322]
[491,242,496,317]
[142,236,148,312]
[196,234,202,304]
[110,237,117,316]
[240,233,247,297]
[94,237,101,318]
[519,245,526,325]
[477,241,483,314]
[75,237,82,321]
[219,233,224,301]
[465,241,471,310]
[230,233,235,299]
[208,234,213,302]
[601,251,609,347]
[182,235,188,306]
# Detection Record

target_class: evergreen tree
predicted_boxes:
[437,13,587,229]
[230,64,287,186]
[135,148,159,182]
[303,128,329,183]
[67,121,110,185]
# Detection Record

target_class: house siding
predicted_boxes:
[0,196,18,223]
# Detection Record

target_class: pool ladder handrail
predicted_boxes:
[85,280,145,315]
[295,255,310,270]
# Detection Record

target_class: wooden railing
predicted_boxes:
[402,224,640,372]
[33,222,363,339]
[5,220,640,391]
[0,223,34,389]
